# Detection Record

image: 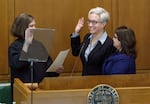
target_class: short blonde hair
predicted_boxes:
[88,7,110,24]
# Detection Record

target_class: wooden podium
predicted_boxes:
[14,74,150,104]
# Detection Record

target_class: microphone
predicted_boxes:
[70,42,86,76]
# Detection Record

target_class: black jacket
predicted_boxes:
[71,33,114,75]
[8,38,59,83]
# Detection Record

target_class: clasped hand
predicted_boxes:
[55,66,64,73]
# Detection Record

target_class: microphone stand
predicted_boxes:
[28,59,39,104]
[30,60,34,104]
[70,43,85,76]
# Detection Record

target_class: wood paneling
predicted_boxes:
[0,0,150,81]
[12,0,112,73]
[0,0,9,79]
[112,0,150,69]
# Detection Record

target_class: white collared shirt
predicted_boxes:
[84,31,108,61]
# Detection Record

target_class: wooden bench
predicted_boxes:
[14,74,150,104]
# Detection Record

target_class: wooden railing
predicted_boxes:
[14,73,150,104]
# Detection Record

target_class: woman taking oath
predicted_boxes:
[70,7,114,76]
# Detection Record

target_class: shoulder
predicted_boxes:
[9,38,24,50]
[84,33,91,39]
[105,36,113,44]
[109,53,134,62]
[102,36,114,52]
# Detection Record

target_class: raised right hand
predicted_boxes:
[74,17,84,34]
[22,28,34,52]
[24,28,33,45]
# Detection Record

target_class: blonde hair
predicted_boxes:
[88,7,110,24]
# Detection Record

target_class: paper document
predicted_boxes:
[46,49,70,72]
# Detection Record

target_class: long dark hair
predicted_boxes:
[11,13,34,39]
[115,26,137,59]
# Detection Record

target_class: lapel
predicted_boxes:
[88,41,102,59]
[80,38,90,62]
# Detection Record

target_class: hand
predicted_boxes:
[74,17,84,34]
[24,83,38,90]
[55,66,64,73]
[22,28,34,52]
[24,28,33,45]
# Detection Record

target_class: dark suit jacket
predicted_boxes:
[8,38,59,102]
[71,33,114,75]
[8,38,59,83]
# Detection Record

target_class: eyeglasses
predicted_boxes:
[87,19,100,25]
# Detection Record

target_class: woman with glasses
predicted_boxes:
[70,7,114,76]
[102,26,137,74]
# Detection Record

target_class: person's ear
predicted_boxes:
[102,22,106,27]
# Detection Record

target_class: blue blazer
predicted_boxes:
[102,53,136,74]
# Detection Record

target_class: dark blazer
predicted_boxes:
[71,33,114,75]
[8,38,59,102]
[8,38,59,83]
[102,53,136,74]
